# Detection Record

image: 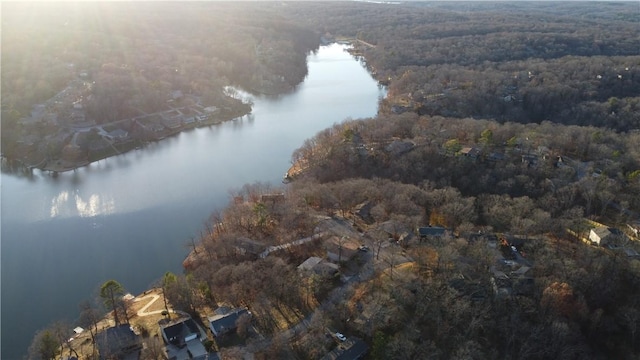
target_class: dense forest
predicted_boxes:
[19,2,640,360]
[280,1,640,131]
[171,114,640,359]
[2,2,318,114]
[1,2,319,162]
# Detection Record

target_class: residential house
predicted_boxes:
[183,115,197,126]
[137,117,166,138]
[511,265,531,277]
[320,337,368,360]
[234,237,267,258]
[298,256,340,277]
[96,325,142,360]
[160,317,207,360]
[162,115,183,130]
[417,226,448,241]
[521,154,538,167]
[589,227,626,247]
[490,266,534,298]
[459,146,481,160]
[161,317,200,347]
[147,122,166,134]
[379,220,414,244]
[208,308,251,337]
[486,152,506,163]
[325,236,360,263]
[313,218,363,243]
[390,104,410,114]
[353,201,373,224]
[298,256,323,272]
[385,139,415,156]
[490,274,513,299]
[106,129,129,142]
[620,247,640,258]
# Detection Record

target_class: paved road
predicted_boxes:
[259,233,325,258]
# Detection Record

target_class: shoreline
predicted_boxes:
[13,109,253,175]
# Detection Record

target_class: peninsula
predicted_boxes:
[1,2,319,173]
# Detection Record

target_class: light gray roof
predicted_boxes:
[298,257,323,271]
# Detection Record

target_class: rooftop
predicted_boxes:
[161,317,200,347]
[96,324,141,360]
[320,337,368,360]
[418,226,447,237]
[208,308,250,337]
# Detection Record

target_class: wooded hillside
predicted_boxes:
[24,3,640,359]
[281,1,640,131]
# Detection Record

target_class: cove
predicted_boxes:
[0,43,386,359]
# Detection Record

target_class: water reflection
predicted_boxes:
[49,190,115,218]
[50,190,69,218]
[75,192,115,218]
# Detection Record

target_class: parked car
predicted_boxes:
[336,332,347,341]
[500,259,517,266]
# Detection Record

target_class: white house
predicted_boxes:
[589,227,625,247]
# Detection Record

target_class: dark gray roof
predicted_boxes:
[385,140,415,156]
[460,146,481,157]
[418,226,446,237]
[208,308,250,336]
[162,318,200,346]
[96,325,141,360]
[321,337,368,360]
[591,227,612,239]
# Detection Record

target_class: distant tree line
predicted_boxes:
[278,1,640,132]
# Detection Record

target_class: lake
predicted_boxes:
[0,43,385,359]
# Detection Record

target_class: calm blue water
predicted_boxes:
[0,43,385,359]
